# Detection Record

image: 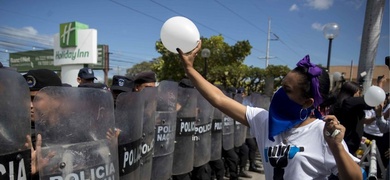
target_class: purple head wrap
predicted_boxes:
[296,55,323,107]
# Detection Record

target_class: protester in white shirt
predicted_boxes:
[177,41,362,180]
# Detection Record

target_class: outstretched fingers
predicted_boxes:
[25,135,33,150]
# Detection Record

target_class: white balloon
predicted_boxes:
[160,16,200,54]
[364,86,386,107]
[333,72,342,81]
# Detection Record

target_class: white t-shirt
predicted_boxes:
[246,106,359,180]
[363,109,383,137]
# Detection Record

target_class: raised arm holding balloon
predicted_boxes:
[175,39,361,179]
[175,40,248,126]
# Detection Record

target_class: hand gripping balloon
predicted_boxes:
[160,16,200,54]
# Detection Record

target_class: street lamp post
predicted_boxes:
[323,23,340,72]
[201,48,211,78]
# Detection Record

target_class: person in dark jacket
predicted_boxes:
[329,81,372,155]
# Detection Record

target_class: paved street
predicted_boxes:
[242,153,265,180]
[242,166,266,180]
[245,170,266,180]
[223,152,266,180]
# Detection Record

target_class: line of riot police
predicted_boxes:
[0,67,268,180]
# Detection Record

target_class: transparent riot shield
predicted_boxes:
[151,80,178,180]
[222,91,235,151]
[210,107,223,161]
[233,94,247,147]
[193,90,214,167]
[139,87,157,180]
[172,87,197,175]
[242,94,253,106]
[115,91,143,179]
[250,93,271,110]
[34,86,119,180]
[0,69,31,179]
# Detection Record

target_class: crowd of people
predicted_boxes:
[1,63,266,180]
[1,39,389,180]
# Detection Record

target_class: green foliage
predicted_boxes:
[265,64,290,78]
[125,35,291,93]
[153,35,254,83]
[245,66,266,93]
[107,78,113,87]
[125,60,156,78]
[154,41,185,81]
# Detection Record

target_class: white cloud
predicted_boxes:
[305,0,333,10]
[343,0,364,9]
[289,4,299,11]
[22,26,38,35]
[0,26,54,48]
[311,22,324,31]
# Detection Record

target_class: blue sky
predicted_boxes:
[0,0,388,81]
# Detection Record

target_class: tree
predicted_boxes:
[154,35,252,84]
[263,65,290,96]
[245,66,265,93]
[151,35,290,94]
[125,60,156,78]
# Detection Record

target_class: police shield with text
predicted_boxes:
[139,87,157,180]
[193,90,214,167]
[0,69,31,180]
[172,85,197,175]
[151,80,178,180]
[34,86,119,180]
[115,91,143,179]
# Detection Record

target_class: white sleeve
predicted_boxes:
[246,106,268,139]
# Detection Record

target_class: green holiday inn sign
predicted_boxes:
[10,21,99,72]
[9,45,107,72]
[54,21,97,66]
[59,21,88,48]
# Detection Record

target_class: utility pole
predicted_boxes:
[349,60,353,82]
[265,17,272,68]
[258,17,277,68]
[357,0,386,93]
[116,66,120,75]
[103,45,110,85]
